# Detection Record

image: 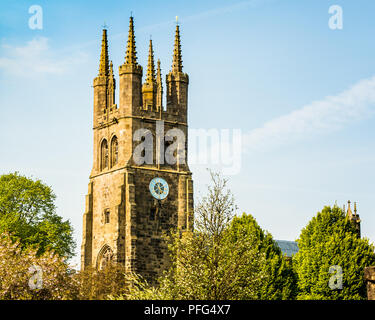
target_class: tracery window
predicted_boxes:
[97,245,113,270]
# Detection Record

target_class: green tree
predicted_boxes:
[293,205,375,300]
[75,264,133,300]
[0,172,76,259]
[227,213,297,299]
[124,172,269,300]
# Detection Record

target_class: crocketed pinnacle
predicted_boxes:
[125,16,138,65]
[156,59,162,83]
[99,28,109,76]
[145,39,156,84]
[347,200,353,217]
[109,60,114,77]
[171,24,183,73]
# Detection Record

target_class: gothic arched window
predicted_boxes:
[104,209,110,224]
[101,139,108,170]
[111,136,118,167]
[97,245,113,270]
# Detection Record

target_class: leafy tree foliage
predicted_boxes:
[74,264,133,300]
[227,213,297,299]
[0,172,75,259]
[0,233,78,300]
[123,172,270,300]
[0,232,134,300]
[293,205,375,300]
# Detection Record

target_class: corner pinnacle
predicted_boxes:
[157,59,162,83]
[99,28,109,77]
[125,16,138,65]
[145,39,156,84]
[171,24,183,73]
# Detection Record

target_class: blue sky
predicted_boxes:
[1,0,375,266]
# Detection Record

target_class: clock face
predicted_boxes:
[149,177,169,200]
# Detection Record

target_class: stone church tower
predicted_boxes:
[345,200,361,238]
[81,17,194,282]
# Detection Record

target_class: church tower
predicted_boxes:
[346,200,361,238]
[81,17,194,281]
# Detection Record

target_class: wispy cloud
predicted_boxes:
[0,37,87,77]
[243,76,375,152]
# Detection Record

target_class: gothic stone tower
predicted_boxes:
[81,17,194,282]
[346,200,361,238]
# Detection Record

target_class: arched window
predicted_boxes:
[101,139,108,170]
[111,136,118,167]
[104,209,110,224]
[97,245,113,270]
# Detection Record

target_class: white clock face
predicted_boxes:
[149,177,169,200]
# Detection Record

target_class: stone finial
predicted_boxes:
[157,59,161,81]
[107,60,115,108]
[125,16,138,66]
[156,59,163,110]
[109,61,114,76]
[347,200,353,217]
[145,39,156,85]
[99,28,109,77]
[171,24,183,73]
